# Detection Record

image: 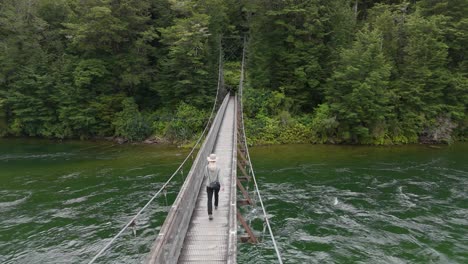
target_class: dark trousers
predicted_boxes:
[206,186,219,215]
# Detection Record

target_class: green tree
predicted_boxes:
[156,8,212,107]
[393,13,452,141]
[248,0,328,111]
[0,0,60,137]
[323,0,356,57]
[418,0,468,70]
[326,26,393,143]
[113,97,151,141]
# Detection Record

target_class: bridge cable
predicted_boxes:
[238,37,283,264]
[87,44,225,264]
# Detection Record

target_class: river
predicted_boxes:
[1,139,467,263]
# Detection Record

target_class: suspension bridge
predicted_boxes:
[88,41,282,264]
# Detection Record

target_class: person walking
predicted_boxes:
[205,153,223,220]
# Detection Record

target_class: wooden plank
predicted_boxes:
[237,146,249,166]
[178,97,236,264]
[237,163,250,181]
[238,176,251,182]
[236,211,258,244]
[236,178,252,205]
[237,199,250,206]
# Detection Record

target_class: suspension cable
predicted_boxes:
[88,43,225,264]
[238,37,283,264]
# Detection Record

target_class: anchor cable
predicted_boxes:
[238,38,283,264]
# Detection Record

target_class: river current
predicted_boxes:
[0,139,467,263]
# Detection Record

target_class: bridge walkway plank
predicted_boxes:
[178,97,235,263]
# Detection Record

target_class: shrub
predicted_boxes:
[154,102,207,142]
[310,104,338,143]
[113,98,152,141]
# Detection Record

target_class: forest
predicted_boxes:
[0,0,466,145]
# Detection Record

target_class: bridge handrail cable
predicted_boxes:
[146,47,230,263]
[238,38,283,264]
[88,46,225,264]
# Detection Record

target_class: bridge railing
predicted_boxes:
[227,94,238,263]
[146,94,230,264]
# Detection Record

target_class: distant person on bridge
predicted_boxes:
[205,153,223,220]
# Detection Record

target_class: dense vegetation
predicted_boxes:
[244,0,467,144]
[0,0,466,144]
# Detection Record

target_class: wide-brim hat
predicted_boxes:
[207,153,217,162]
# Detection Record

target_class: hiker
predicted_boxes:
[205,153,223,220]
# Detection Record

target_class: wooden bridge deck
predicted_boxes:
[178,97,235,263]
[147,94,237,264]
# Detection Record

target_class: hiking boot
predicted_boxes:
[209,215,213,220]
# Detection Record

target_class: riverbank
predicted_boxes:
[1,134,465,149]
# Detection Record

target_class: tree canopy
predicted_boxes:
[0,0,466,144]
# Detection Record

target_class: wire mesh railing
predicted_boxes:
[237,37,283,264]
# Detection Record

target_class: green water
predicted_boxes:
[1,140,467,263]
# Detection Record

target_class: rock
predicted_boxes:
[143,139,154,144]
[115,137,128,144]
[143,136,168,144]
